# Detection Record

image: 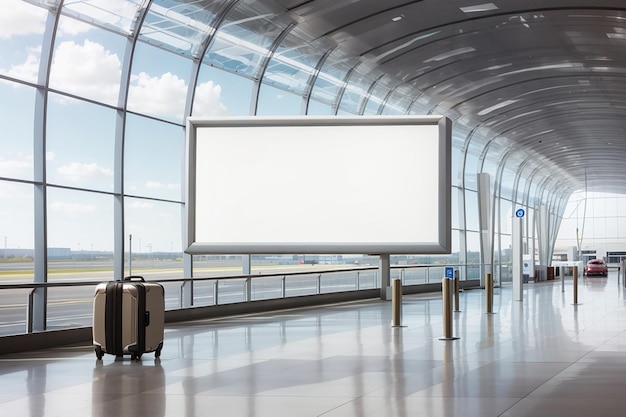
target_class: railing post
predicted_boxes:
[245,277,252,301]
[454,269,461,312]
[281,275,286,298]
[181,279,193,308]
[317,274,321,294]
[356,271,360,290]
[573,266,579,305]
[213,280,219,305]
[27,289,35,333]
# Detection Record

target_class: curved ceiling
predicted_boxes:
[277,0,626,195]
[51,0,626,196]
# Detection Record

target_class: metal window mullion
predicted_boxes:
[332,63,359,115]
[184,0,243,117]
[357,74,385,115]
[302,47,335,115]
[251,23,296,115]
[377,84,399,115]
[32,5,61,332]
[113,36,135,281]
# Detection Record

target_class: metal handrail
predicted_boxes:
[0,262,470,290]
[0,262,471,335]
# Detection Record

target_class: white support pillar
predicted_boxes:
[478,173,492,287]
[380,254,391,300]
[512,212,524,301]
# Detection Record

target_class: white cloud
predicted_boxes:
[128,72,187,118]
[193,80,229,116]
[129,201,154,209]
[49,40,121,105]
[3,46,41,83]
[0,0,47,40]
[49,201,97,214]
[0,158,32,170]
[145,181,180,190]
[57,15,93,37]
[57,162,113,182]
[0,180,31,199]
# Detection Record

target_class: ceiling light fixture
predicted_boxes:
[424,47,475,62]
[392,15,403,22]
[478,99,519,116]
[460,3,498,13]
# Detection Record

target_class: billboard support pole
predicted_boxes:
[380,254,391,300]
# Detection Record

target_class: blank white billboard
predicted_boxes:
[185,116,451,254]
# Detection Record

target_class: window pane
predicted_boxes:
[0,0,47,84]
[124,114,183,201]
[362,80,394,115]
[466,231,481,260]
[47,187,114,280]
[127,42,192,123]
[339,65,379,114]
[46,94,115,192]
[0,82,35,181]
[50,15,125,106]
[311,55,357,105]
[204,1,288,77]
[0,181,34,282]
[382,86,413,115]
[61,0,146,35]
[263,37,323,96]
[465,190,480,231]
[193,65,252,116]
[500,167,515,200]
[464,152,479,191]
[306,99,334,115]
[500,199,513,234]
[451,186,460,229]
[256,85,303,115]
[125,197,183,280]
[451,147,462,187]
[140,0,221,57]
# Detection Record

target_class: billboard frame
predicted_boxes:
[185,115,451,255]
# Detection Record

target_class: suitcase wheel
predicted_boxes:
[95,346,104,360]
[155,342,163,358]
[131,352,142,360]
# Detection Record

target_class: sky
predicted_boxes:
[0,0,230,252]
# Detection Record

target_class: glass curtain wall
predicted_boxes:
[0,0,570,336]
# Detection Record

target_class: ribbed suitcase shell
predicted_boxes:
[92,277,164,360]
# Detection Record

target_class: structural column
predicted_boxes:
[380,254,391,300]
[512,210,524,301]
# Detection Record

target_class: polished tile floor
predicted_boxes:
[2,273,626,416]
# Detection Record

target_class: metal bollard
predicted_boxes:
[391,278,404,327]
[454,269,461,312]
[485,273,494,314]
[440,277,459,340]
[573,265,579,304]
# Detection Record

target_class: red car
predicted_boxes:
[583,259,608,276]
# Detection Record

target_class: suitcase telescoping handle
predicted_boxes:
[124,275,145,282]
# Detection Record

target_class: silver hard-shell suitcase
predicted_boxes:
[92,276,164,360]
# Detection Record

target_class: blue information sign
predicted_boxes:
[445,267,454,279]
[515,208,525,218]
